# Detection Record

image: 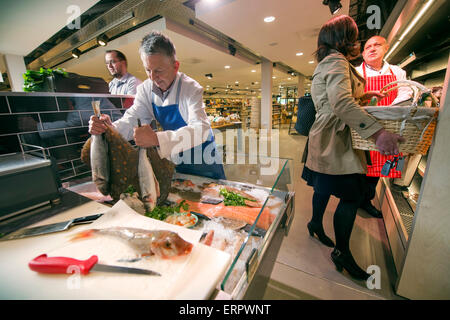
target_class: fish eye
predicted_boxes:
[165,240,171,248]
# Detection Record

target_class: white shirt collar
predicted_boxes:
[365,60,390,73]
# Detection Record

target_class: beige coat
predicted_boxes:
[306,51,383,175]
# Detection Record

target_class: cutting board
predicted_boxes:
[0,200,230,300]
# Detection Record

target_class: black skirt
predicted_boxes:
[301,165,367,202]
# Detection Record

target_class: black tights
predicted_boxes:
[310,191,360,253]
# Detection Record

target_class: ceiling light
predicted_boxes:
[296,52,304,56]
[71,48,81,59]
[205,73,213,79]
[97,34,109,46]
[308,60,315,64]
[322,0,342,15]
[224,65,231,69]
[272,76,276,79]
[288,77,292,80]
[264,16,275,23]
[235,81,239,84]
[251,70,256,72]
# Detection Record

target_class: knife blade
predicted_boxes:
[29,254,161,276]
[0,213,103,241]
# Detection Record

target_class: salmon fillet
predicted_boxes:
[180,200,275,230]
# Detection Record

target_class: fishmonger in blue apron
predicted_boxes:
[151,78,226,180]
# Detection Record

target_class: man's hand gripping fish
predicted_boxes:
[72,227,193,259]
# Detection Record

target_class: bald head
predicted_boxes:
[363,36,389,70]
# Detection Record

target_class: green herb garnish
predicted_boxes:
[124,184,137,195]
[219,188,256,206]
[145,200,189,221]
[22,67,68,92]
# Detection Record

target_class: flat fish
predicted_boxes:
[71,227,193,259]
[81,127,175,205]
[139,148,160,211]
[90,133,110,195]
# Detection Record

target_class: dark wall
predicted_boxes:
[0,93,134,182]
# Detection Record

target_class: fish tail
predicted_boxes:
[70,229,97,241]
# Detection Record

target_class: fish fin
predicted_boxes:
[70,229,96,241]
[141,252,154,257]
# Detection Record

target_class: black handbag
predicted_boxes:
[294,95,316,136]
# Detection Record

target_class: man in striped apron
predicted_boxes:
[356,36,412,218]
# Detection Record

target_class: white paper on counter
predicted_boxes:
[0,200,231,300]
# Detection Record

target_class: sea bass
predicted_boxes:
[139,147,160,211]
[90,101,110,195]
[72,227,193,259]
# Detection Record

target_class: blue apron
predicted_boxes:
[151,78,226,180]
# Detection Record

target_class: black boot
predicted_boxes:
[331,248,370,281]
[307,222,335,247]
[360,202,382,218]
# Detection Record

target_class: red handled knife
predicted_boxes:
[29,254,161,276]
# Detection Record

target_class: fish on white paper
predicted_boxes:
[71,227,193,259]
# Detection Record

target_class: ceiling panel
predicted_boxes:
[0,0,99,56]
[195,0,350,77]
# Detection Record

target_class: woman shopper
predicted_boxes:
[302,15,404,281]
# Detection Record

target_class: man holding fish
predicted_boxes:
[89,31,226,180]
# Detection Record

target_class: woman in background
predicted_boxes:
[302,15,404,281]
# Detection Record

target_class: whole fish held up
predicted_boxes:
[139,148,160,212]
[90,101,110,195]
[71,227,193,259]
[81,118,174,205]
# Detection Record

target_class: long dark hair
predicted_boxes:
[315,15,360,62]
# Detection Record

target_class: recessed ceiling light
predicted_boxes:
[272,76,276,79]
[308,60,315,64]
[224,65,230,69]
[296,52,304,56]
[264,16,275,23]
[251,70,256,72]
[288,77,292,80]
[235,81,239,84]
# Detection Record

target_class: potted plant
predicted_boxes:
[23,67,68,92]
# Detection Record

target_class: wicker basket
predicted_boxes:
[351,80,439,155]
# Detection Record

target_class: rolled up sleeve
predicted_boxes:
[113,82,154,141]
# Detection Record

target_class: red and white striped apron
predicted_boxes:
[362,63,402,178]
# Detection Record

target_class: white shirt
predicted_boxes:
[109,72,142,95]
[356,61,413,105]
[113,72,210,160]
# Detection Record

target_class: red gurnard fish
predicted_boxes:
[71,227,193,259]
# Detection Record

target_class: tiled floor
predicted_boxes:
[262,126,404,300]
